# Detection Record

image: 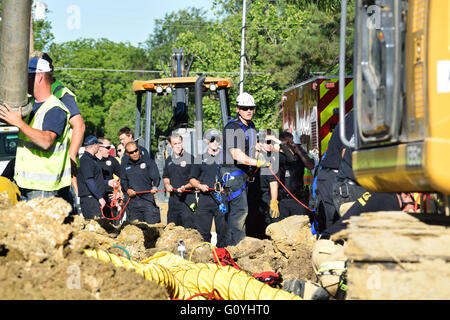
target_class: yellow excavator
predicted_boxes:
[132,48,234,205]
[337,0,450,299]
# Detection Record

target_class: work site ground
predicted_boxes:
[0,194,315,300]
[1,193,449,300]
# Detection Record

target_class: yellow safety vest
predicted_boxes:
[14,95,71,191]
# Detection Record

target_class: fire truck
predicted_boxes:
[281,76,354,185]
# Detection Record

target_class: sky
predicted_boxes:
[40,0,216,47]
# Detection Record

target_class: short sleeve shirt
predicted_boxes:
[221,117,257,174]
[31,101,67,138]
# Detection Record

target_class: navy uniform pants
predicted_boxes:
[80,195,101,220]
[220,168,248,246]
[126,196,161,224]
[194,193,229,247]
[315,167,340,232]
[167,193,196,229]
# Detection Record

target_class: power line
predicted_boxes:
[54,67,271,75]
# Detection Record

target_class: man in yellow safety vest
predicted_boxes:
[0,57,72,205]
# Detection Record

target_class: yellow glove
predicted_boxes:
[269,200,279,219]
[256,153,271,168]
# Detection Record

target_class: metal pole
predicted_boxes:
[135,93,142,144]
[338,0,355,148]
[0,0,32,109]
[144,91,152,152]
[239,0,247,94]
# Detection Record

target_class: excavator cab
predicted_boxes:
[339,0,450,197]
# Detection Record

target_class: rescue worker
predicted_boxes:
[220,92,271,246]
[331,111,367,216]
[189,131,228,247]
[0,57,72,204]
[323,191,416,238]
[117,127,151,164]
[258,133,281,227]
[278,131,315,219]
[120,141,161,224]
[30,52,86,199]
[95,137,122,221]
[117,127,152,220]
[313,110,354,233]
[311,191,417,299]
[163,133,195,228]
[116,143,125,162]
[77,136,107,219]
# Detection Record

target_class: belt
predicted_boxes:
[322,167,339,173]
[337,178,356,186]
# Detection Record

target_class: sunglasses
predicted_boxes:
[117,149,124,153]
[239,106,255,111]
[100,145,111,150]
[127,148,139,155]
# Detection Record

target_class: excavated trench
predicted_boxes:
[0,194,316,300]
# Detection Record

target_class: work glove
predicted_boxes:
[269,199,279,219]
[256,153,271,168]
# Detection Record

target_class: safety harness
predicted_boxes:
[216,117,256,202]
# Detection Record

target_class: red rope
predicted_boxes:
[268,166,313,212]
[100,187,216,221]
[185,289,224,300]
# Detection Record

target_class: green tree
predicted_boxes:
[48,38,149,138]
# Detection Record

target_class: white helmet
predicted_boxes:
[236,92,256,107]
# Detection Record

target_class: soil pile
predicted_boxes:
[0,194,316,299]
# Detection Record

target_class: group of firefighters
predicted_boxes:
[0,50,381,246]
[0,51,424,300]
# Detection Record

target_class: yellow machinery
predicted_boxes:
[131,49,234,203]
[339,0,450,206]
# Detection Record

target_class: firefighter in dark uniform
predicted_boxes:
[120,141,161,224]
[258,134,281,229]
[77,136,107,219]
[313,111,354,233]
[189,132,228,247]
[96,137,122,221]
[163,133,196,229]
[220,92,271,246]
[278,131,315,219]
[332,116,367,216]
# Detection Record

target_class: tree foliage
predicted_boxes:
[0,0,355,150]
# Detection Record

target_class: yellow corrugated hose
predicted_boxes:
[84,248,301,300]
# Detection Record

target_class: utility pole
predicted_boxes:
[239,0,247,94]
[30,1,47,54]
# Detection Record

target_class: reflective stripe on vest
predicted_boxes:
[52,79,76,100]
[14,95,71,191]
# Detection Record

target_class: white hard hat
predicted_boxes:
[236,92,256,107]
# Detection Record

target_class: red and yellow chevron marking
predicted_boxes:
[317,78,354,157]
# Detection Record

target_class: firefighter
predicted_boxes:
[311,191,417,299]
[313,111,354,233]
[331,111,368,216]
[189,131,228,247]
[77,136,107,219]
[120,141,161,224]
[220,92,271,246]
[163,133,196,229]
[278,131,315,219]
[96,137,122,222]
[258,133,281,227]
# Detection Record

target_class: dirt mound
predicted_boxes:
[0,194,316,299]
